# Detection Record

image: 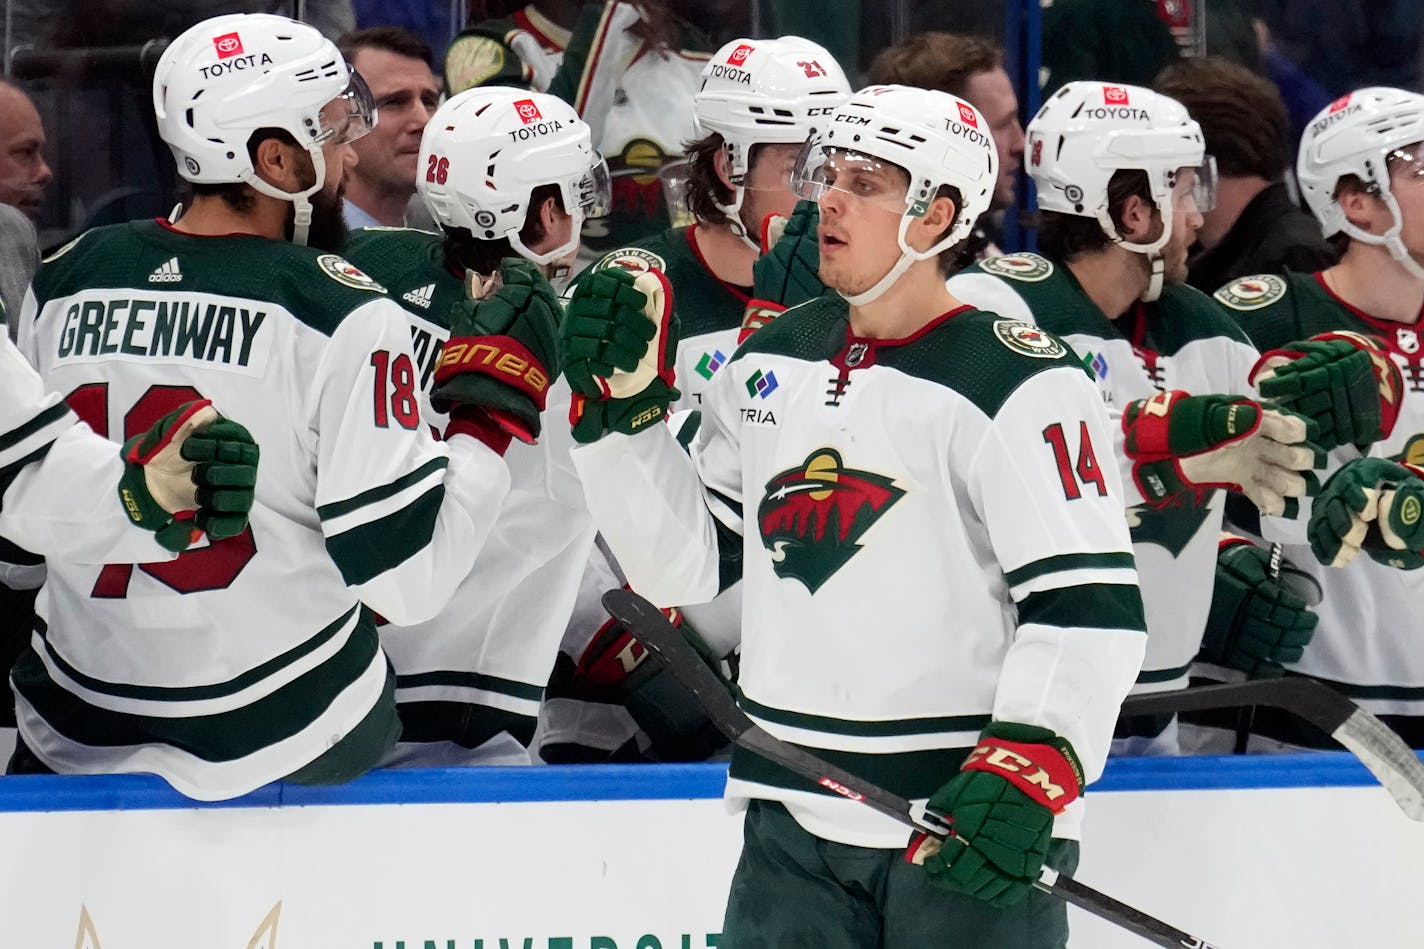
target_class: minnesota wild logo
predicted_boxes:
[1126,500,1212,557]
[757,449,904,593]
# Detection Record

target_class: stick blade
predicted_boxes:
[1333,709,1424,821]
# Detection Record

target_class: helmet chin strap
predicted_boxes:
[248,145,327,247]
[716,188,763,252]
[1341,189,1424,282]
[840,214,948,307]
[1141,253,1165,302]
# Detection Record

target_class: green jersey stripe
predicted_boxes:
[1135,662,1194,684]
[326,484,444,586]
[395,669,544,702]
[317,456,448,521]
[729,742,971,802]
[742,695,990,739]
[0,401,69,454]
[1005,551,1135,588]
[1017,583,1146,633]
[11,617,382,762]
[33,605,359,702]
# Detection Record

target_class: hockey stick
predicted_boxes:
[603,588,1223,949]
[1122,678,1424,821]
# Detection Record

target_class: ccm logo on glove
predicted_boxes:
[961,736,1084,812]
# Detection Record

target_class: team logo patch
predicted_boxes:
[213,32,243,59]
[980,253,1053,282]
[1213,273,1286,311]
[316,254,386,293]
[993,320,1067,359]
[758,449,904,594]
[596,247,667,275]
[445,35,507,90]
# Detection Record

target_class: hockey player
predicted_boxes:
[946,81,1324,754]
[8,14,555,799]
[1214,87,1424,747]
[344,86,609,764]
[539,36,851,764]
[564,84,1146,947]
[0,331,257,563]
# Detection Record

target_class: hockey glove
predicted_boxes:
[1309,457,1424,569]
[1122,390,1322,516]
[1252,331,1403,451]
[563,266,679,443]
[118,400,259,553]
[912,723,1082,909]
[738,200,826,343]
[1201,537,1318,677]
[432,258,562,453]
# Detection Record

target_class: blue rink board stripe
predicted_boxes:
[0,752,1411,813]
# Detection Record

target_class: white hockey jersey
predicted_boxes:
[13,220,510,799]
[573,295,1146,847]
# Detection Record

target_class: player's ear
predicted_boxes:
[909,192,959,253]
[1116,193,1159,244]
[251,136,303,192]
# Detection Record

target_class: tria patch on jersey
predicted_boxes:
[757,448,904,594]
[1213,273,1286,311]
[980,253,1053,282]
[993,319,1067,359]
[317,254,386,293]
[596,247,667,275]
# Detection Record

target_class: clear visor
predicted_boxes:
[574,152,612,219]
[791,140,911,214]
[314,70,377,146]
[1387,141,1424,180]
[1172,155,1218,213]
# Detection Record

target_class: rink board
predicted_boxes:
[0,754,1419,947]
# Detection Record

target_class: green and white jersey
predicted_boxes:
[950,254,1259,709]
[584,224,751,412]
[572,295,1146,847]
[12,220,511,799]
[0,331,175,567]
[345,227,595,760]
[1216,270,1424,739]
[444,5,570,95]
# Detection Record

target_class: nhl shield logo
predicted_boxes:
[758,449,904,594]
[1398,327,1420,354]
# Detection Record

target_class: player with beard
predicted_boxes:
[8,15,552,799]
[344,86,610,765]
[563,84,1146,947]
[1211,87,1424,750]
[947,81,1327,754]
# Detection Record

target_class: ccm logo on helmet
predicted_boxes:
[200,51,275,79]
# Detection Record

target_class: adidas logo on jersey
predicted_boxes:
[148,258,182,283]
[402,283,435,309]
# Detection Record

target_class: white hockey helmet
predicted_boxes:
[419,87,610,268]
[791,83,998,305]
[153,13,376,245]
[695,36,851,244]
[1297,87,1424,280]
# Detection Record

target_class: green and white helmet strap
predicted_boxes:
[247,144,327,247]
[1340,185,1424,282]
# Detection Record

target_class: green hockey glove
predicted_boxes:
[1122,390,1322,516]
[913,722,1082,909]
[432,258,563,452]
[118,400,259,553]
[1310,457,1424,569]
[1252,331,1403,451]
[563,266,679,443]
[1201,537,1318,677]
[738,200,826,343]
